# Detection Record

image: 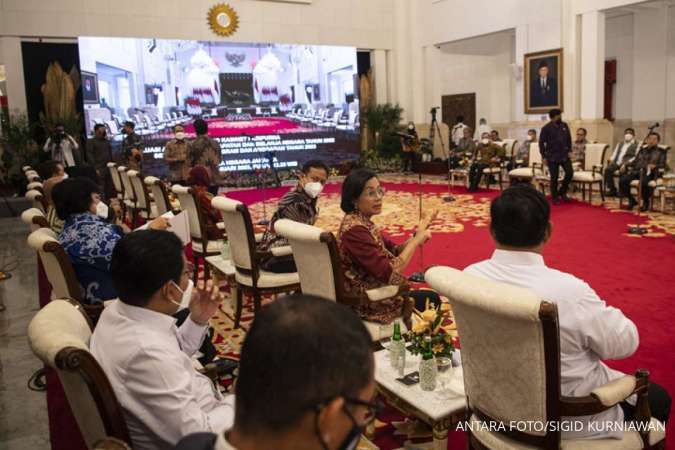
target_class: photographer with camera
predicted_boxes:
[43,123,80,168]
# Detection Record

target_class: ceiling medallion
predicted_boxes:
[207,3,239,37]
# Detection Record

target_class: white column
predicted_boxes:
[392,0,412,121]
[632,6,668,121]
[561,0,580,119]
[424,45,442,122]
[513,25,528,122]
[0,37,27,112]
[371,49,388,104]
[580,11,606,120]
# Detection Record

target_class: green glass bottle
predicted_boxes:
[419,336,437,391]
[389,321,405,375]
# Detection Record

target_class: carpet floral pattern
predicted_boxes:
[211,175,675,450]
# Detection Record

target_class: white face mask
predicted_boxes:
[175,132,186,140]
[95,200,109,219]
[304,181,323,199]
[170,279,194,309]
[481,138,489,145]
[61,172,69,179]
[624,134,634,142]
[526,135,533,141]
[408,125,414,130]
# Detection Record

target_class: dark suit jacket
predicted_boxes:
[609,142,638,166]
[174,432,218,450]
[531,77,558,107]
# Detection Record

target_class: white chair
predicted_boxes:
[127,170,157,225]
[144,176,173,216]
[509,143,543,184]
[117,166,136,222]
[26,189,47,213]
[26,170,42,182]
[172,185,221,283]
[27,228,83,302]
[27,181,44,192]
[425,266,665,450]
[572,143,609,204]
[21,207,49,231]
[212,197,300,328]
[22,165,33,173]
[106,163,124,202]
[274,219,408,341]
[28,299,131,449]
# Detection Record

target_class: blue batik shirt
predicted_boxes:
[58,212,124,304]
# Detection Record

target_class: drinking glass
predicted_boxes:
[434,356,453,399]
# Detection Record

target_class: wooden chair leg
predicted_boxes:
[253,291,262,313]
[498,172,503,191]
[588,184,592,204]
[203,258,210,281]
[192,253,199,285]
[599,182,605,202]
[234,287,243,329]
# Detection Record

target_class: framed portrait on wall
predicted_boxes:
[81,71,99,104]
[524,48,563,114]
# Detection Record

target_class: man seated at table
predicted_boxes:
[619,132,667,211]
[449,127,475,169]
[464,185,671,439]
[604,128,638,197]
[258,159,329,273]
[507,129,537,172]
[468,132,505,192]
[175,294,376,450]
[90,230,234,450]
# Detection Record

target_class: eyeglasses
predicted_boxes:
[364,187,386,199]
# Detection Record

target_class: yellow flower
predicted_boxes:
[412,321,428,334]
[432,343,445,354]
[421,309,436,322]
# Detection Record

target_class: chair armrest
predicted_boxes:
[592,164,604,176]
[254,232,264,242]
[591,375,636,407]
[270,245,293,257]
[366,285,402,302]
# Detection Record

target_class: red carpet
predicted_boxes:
[226,179,675,449]
[183,117,315,137]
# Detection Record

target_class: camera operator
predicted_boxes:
[43,123,80,168]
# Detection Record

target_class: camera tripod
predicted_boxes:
[428,108,454,203]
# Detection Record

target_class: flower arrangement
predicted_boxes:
[407,300,455,358]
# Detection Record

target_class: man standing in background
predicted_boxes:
[122,121,144,170]
[85,124,113,197]
[188,119,222,194]
[539,108,572,204]
[164,124,191,184]
[451,115,468,147]
[43,123,80,168]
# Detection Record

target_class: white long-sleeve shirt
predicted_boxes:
[90,300,234,450]
[464,249,639,440]
[43,134,78,167]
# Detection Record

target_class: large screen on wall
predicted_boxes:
[77,37,360,175]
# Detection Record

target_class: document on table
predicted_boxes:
[134,211,191,246]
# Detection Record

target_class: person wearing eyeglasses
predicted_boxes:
[337,168,437,326]
[174,294,379,450]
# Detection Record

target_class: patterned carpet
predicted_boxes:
[210,174,675,450]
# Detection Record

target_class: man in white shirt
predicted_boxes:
[451,115,468,147]
[464,185,670,439]
[90,230,234,450]
[604,127,638,197]
[474,117,491,141]
[43,123,80,167]
[174,295,377,450]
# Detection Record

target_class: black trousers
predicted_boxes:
[548,158,573,199]
[604,162,620,192]
[620,382,671,425]
[402,152,416,172]
[448,155,463,170]
[408,289,441,311]
[468,162,488,191]
[619,170,656,205]
[260,255,297,273]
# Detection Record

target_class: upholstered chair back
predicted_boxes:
[145,176,171,215]
[28,299,130,449]
[171,185,204,240]
[21,207,49,231]
[127,170,150,210]
[26,171,42,182]
[27,228,83,302]
[425,266,559,436]
[211,196,255,271]
[584,143,608,170]
[117,167,135,202]
[528,143,542,166]
[274,219,338,301]
[27,181,44,192]
[107,163,123,197]
[26,189,47,213]
[501,139,518,158]
[22,165,33,172]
